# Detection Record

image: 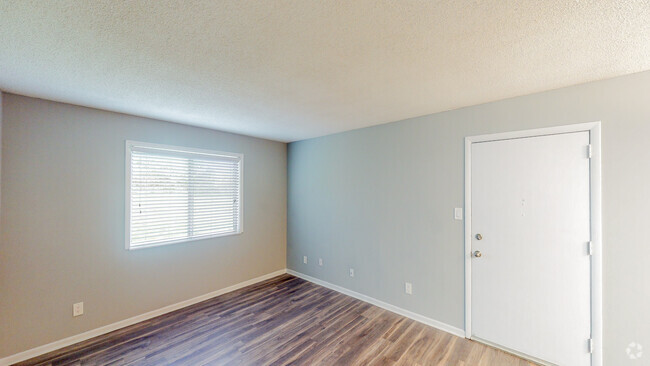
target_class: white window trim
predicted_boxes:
[125,140,244,250]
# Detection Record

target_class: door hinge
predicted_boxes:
[587,144,593,158]
[587,241,593,256]
[588,338,594,354]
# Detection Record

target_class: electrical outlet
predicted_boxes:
[318,258,323,266]
[405,282,413,295]
[73,302,84,317]
[303,256,308,264]
[349,268,355,277]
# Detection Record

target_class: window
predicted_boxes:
[125,141,242,250]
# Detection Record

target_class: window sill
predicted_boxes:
[126,230,243,250]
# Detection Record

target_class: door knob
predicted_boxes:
[473,250,482,258]
[476,233,483,240]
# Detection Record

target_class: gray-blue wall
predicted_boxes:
[287,70,650,365]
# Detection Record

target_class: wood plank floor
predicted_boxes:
[16,274,538,366]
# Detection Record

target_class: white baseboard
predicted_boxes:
[286,269,465,338]
[0,269,288,366]
[1,268,464,365]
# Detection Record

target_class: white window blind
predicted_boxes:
[126,141,242,249]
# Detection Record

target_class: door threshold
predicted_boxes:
[471,336,558,366]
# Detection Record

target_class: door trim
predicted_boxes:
[464,122,602,366]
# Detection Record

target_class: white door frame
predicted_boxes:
[464,122,602,366]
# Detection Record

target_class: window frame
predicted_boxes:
[125,140,244,250]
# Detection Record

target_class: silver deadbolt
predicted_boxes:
[473,250,482,258]
[476,233,483,240]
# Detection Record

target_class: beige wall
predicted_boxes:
[0,92,2,228]
[0,94,287,357]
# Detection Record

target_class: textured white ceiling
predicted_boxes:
[1,1,649,142]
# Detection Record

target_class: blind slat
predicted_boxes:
[131,194,238,202]
[131,221,237,235]
[132,209,239,219]
[132,214,239,227]
[131,224,237,241]
[131,222,236,236]
[130,200,235,209]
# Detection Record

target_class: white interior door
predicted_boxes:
[471,132,592,366]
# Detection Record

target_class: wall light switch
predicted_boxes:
[73,302,84,317]
[454,208,463,220]
[349,268,355,277]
